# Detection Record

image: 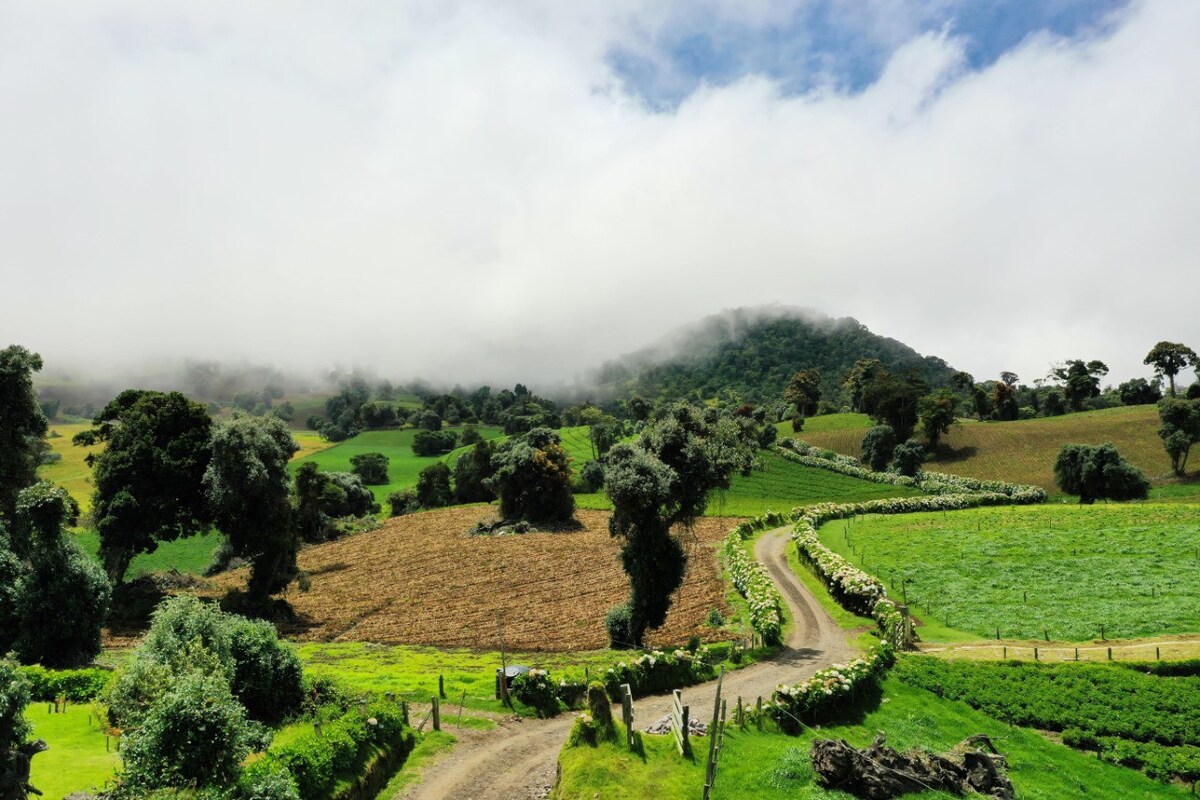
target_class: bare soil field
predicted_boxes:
[217,507,739,651]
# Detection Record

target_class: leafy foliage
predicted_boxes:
[917,389,957,450]
[415,462,453,509]
[410,429,458,456]
[1054,443,1149,503]
[1051,359,1110,412]
[0,345,48,545]
[890,439,925,477]
[72,389,213,584]
[454,439,497,503]
[605,403,752,646]
[1157,397,1200,476]
[487,428,575,523]
[204,414,298,600]
[1144,341,1198,397]
[859,425,896,472]
[349,452,389,485]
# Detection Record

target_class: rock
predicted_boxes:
[811,733,1014,800]
[642,713,708,736]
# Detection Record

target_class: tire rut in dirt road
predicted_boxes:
[399,527,857,800]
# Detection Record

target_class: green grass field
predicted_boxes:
[554,677,1187,799]
[27,707,119,800]
[577,450,920,516]
[798,406,1178,493]
[817,503,1200,642]
[290,426,506,504]
[775,412,873,438]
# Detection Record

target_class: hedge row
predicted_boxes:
[776,440,1046,501]
[602,648,718,701]
[18,665,110,701]
[265,701,413,800]
[768,643,894,733]
[723,511,790,645]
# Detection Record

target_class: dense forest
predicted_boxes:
[590,308,956,407]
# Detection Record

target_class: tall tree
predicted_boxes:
[918,390,958,451]
[1050,360,1109,412]
[1144,342,1198,397]
[841,359,885,413]
[204,415,298,603]
[72,390,213,585]
[991,381,1019,421]
[1158,398,1200,476]
[783,369,822,417]
[862,370,928,441]
[604,403,752,648]
[0,346,48,545]
[1054,444,1149,504]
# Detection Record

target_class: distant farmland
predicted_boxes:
[797,405,1173,492]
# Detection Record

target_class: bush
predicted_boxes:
[575,460,605,494]
[860,425,896,472]
[604,604,634,650]
[511,669,559,717]
[387,489,420,517]
[349,453,389,485]
[237,760,300,800]
[413,410,442,431]
[324,472,379,518]
[18,665,110,701]
[487,428,575,523]
[228,618,305,725]
[454,440,497,504]
[411,430,458,456]
[890,439,925,477]
[460,426,483,446]
[1055,443,1149,504]
[121,672,253,791]
[15,535,111,668]
[0,659,32,751]
[415,463,453,508]
[567,682,617,747]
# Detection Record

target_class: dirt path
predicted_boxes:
[399,527,857,800]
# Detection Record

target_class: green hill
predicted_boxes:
[590,306,957,404]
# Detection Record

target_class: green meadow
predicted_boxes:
[817,503,1200,642]
[27,707,119,800]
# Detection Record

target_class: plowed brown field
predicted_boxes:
[216,507,739,651]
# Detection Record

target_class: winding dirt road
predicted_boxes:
[399,527,857,800]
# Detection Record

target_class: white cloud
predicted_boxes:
[0,0,1196,389]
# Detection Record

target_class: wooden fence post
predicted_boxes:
[621,683,635,750]
[431,696,440,732]
[703,668,725,800]
[671,690,690,757]
[438,674,446,700]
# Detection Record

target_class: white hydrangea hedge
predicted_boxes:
[767,642,895,732]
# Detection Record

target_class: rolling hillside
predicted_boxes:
[797,405,1175,492]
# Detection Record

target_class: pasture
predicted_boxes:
[577,450,920,516]
[554,677,1188,799]
[213,507,738,651]
[817,504,1200,642]
[797,405,1175,493]
[27,707,118,800]
[289,426,506,504]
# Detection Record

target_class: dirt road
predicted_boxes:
[400,526,858,800]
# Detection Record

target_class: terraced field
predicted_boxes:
[215,507,738,651]
[817,503,1200,642]
[798,405,1174,492]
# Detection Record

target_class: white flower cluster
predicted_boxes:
[771,644,893,719]
[723,522,783,644]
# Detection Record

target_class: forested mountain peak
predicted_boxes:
[591,306,956,406]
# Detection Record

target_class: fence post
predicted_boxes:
[755,696,763,731]
[438,674,446,699]
[431,696,440,732]
[671,690,690,757]
[703,668,725,800]
[621,684,635,750]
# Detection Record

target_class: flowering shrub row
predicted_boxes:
[601,647,718,701]
[767,643,895,733]
[512,668,559,717]
[723,513,788,645]
[776,440,1045,501]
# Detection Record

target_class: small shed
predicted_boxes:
[495,665,530,699]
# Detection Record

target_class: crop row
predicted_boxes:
[893,656,1200,748]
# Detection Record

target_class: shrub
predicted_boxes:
[769,644,893,733]
[487,428,575,523]
[237,760,300,800]
[228,618,305,725]
[723,524,782,644]
[415,463,453,508]
[0,659,32,751]
[454,440,497,504]
[411,430,458,456]
[413,410,443,431]
[387,489,420,517]
[603,648,716,700]
[859,425,896,472]
[890,439,925,477]
[323,472,379,518]
[349,453,389,485]
[15,535,111,668]
[575,460,605,493]
[511,669,559,717]
[460,426,483,446]
[120,672,253,791]
[1054,443,1149,503]
[567,681,617,747]
[604,604,634,650]
[18,665,110,701]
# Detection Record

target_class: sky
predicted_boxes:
[1,0,1197,390]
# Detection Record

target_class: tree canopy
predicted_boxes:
[604,403,753,647]
[1054,444,1149,504]
[204,414,298,602]
[0,345,48,541]
[1144,341,1198,397]
[72,389,213,585]
[1050,360,1109,412]
[487,428,575,523]
[1158,398,1200,476]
